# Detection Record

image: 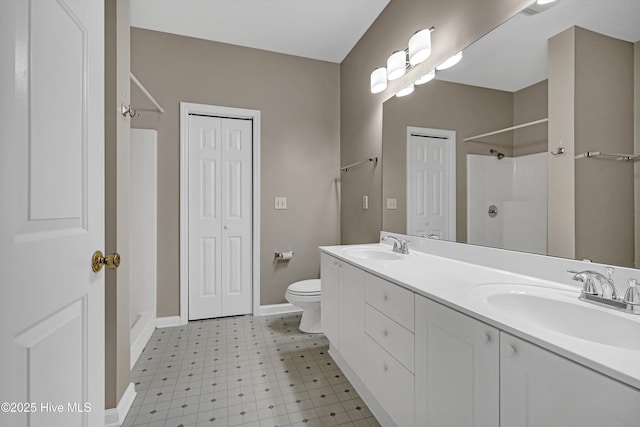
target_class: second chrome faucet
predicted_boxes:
[570,267,640,314]
[381,235,410,254]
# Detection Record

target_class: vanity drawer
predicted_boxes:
[365,336,415,427]
[365,303,414,372]
[365,273,414,332]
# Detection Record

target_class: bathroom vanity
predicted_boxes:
[320,235,640,427]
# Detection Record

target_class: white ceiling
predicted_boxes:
[130,0,390,63]
[436,0,640,92]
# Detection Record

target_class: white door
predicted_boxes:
[407,128,455,239]
[415,295,499,426]
[338,262,365,379]
[0,1,105,426]
[320,253,340,347]
[188,115,252,320]
[500,333,640,426]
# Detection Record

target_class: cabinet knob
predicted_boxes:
[382,363,388,373]
[382,329,389,337]
[477,332,491,344]
[383,294,389,302]
[504,345,517,357]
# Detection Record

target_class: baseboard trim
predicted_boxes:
[329,346,393,427]
[156,316,181,328]
[130,312,156,370]
[259,303,302,317]
[104,382,137,427]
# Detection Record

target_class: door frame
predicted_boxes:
[179,102,261,324]
[406,126,456,240]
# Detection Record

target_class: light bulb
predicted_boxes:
[370,67,387,94]
[387,51,407,81]
[415,69,436,85]
[396,84,415,98]
[408,29,432,66]
[436,51,463,70]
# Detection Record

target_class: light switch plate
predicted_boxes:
[387,198,397,209]
[362,195,369,210]
[274,197,287,210]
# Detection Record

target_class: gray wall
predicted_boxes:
[635,41,640,268]
[340,0,533,245]
[381,80,514,240]
[105,0,131,409]
[574,27,634,267]
[130,28,341,313]
[548,26,635,266]
[548,27,577,260]
[514,80,548,157]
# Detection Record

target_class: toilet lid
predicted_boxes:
[288,279,321,295]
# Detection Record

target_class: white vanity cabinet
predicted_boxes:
[500,333,640,427]
[321,253,414,426]
[320,253,366,379]
[321,248,640,427]
[415,295,499,426]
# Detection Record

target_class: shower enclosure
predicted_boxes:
[467,152,547,255]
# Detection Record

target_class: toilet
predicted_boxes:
[285,279,322,333]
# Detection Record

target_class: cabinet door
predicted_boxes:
[339,262,365,379]
[415,295,499,426]
[501,333,640,427]
[320,253,340,347]
[366,336,415,427]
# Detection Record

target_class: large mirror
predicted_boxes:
[382,0,640,268]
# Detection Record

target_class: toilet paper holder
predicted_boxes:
[275,251,294,261]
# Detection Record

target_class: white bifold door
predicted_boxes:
[407,129,455,240]
[188,115,253,320]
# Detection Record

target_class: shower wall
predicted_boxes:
[130,129,157,367]
[467,152,547,255]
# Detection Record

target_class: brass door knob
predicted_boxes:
[92,251,121,272]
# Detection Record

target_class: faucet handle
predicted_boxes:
[606,267,614,281]
[623,278,640,306]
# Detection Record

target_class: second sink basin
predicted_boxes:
[471,283,640,351]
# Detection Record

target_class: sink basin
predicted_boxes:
[471,283,640,350]
[342,247,403,261]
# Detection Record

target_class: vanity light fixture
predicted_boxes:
[370,67,388,93]
[415,69,436,85]
[396,83,415,98]
[536,0,556,4]
[436,51,463,70]
[369,26,435,93]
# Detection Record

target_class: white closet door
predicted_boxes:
[188,115,252,320]
[220,118,253,316]
[408,132,453,239]
[0,0,105,425]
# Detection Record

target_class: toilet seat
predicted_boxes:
[286,279,321,296]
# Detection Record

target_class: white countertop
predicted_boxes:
[320,243,640,390]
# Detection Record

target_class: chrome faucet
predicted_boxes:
[381,235,409,254]
[571,268,618,299]
[569,267,639,314]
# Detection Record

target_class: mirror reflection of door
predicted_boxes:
[406,127,456,240]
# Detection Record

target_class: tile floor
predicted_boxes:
[123,314,381,427]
